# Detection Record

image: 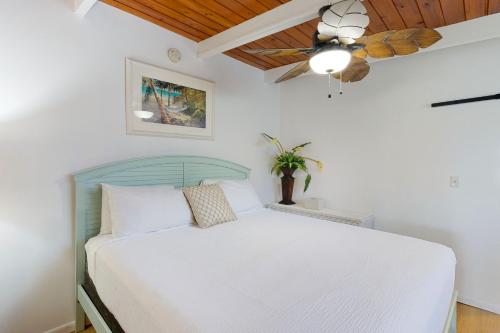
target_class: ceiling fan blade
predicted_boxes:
[386,29,420,55]
[244,48,313,57]
[333,57,370,83]
[275,61,311,84]
[356,28,442,59]
[351,48,368,59]
[364,41,396,58]
[412,28,442,48]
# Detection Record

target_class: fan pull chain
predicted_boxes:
[339,71,343,95]
[328,71,333,99]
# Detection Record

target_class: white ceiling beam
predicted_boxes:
[74,0,98,17]
[264,13,500,83]
[197,0,327,59]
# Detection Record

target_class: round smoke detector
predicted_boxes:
[168,48,181,63]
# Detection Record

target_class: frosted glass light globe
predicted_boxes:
[309,49,352,74]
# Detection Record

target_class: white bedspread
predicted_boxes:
[86,209,456,333]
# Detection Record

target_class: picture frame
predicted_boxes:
[125,58,214,140]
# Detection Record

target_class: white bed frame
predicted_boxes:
[74,155,457,333]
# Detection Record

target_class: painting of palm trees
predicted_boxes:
[126,59,214,139]
[141,76,207,128]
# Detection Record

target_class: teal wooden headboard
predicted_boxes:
[74,155,249,242]
[73,155,250,331]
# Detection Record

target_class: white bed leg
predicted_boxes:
[450,303,457,333]
[76,301,86,332]
[443,291,458,333]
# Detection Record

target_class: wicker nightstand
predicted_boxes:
[267,203,375,229]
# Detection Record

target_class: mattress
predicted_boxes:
[86,209,456,333]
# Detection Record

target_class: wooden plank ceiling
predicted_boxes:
[102,0,500,70]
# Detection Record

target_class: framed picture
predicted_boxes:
[125,58,214,139]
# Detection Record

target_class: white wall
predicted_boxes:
[0,1,280,332]
[1,0,498,331]
[280,38,500,314]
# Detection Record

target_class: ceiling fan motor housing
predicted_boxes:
[318,0,369,45]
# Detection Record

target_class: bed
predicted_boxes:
[74,155,457,333]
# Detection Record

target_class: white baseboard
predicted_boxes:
[458,296,500,315]
[42,321,75,333]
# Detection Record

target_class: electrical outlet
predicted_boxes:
[450,176,460,188]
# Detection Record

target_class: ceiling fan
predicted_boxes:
[244,0,442,92]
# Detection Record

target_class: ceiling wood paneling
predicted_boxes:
[367,0,407,30]
[364,2,389,32]
[488,0,500,14]
[465,0,488,20]
[440,0,466,25]
[490,0,500,14]
[392,0,425,28]
[102,0,500,70]
[416,0,446,28]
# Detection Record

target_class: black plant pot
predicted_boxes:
[279,167,296,205]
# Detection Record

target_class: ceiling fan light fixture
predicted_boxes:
[309,49,352,75]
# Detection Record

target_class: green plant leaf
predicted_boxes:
[291,142,311,153]
[304,174,312,192]
[265,137,316,191]
[263,133,285,153]
[271,163,282,176]
[262,133,274,141]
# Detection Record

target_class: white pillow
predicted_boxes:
[102,184,192,237]
[100,185,113,234]
[101,184,172,235]
[201,179,263,215]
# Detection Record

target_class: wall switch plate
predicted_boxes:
[450,176,460,188]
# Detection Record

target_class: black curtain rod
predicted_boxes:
[431,93,500,108]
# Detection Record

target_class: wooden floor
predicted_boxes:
[80,303,500,333]
[457,303,500,333]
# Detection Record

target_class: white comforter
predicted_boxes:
[86,209,456,333]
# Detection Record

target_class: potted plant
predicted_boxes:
[263,133,323,205]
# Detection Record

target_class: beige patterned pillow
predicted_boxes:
[182,184,237,228]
